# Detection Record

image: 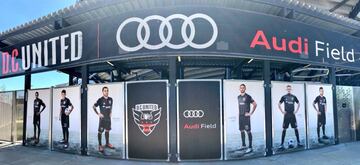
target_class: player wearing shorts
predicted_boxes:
[93,86,115,152]
[59,90,73,149]
[238,84,257,153]
[313,87,329,143]
[33,92,46,144]
[278,85,303,149]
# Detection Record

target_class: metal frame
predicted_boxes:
[13,90,25,143]
[222,79,266,160]
[336,85,358,142]
[351,86,360,141]
[125,80,170,161]
[303,83,336,149]
[0,91,15,142]
[176,79,223,161]
[86,82,126,159]
[50,85,82,153]
[25,88,53,149]
[270,81,308,154]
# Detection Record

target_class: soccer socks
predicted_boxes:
[105,132,110,145]
[62,127,66,141]
[33,124,37,139]
[241,131,246,147]
[37,124,41,139]
[247,131,253,148]
[98,133,102,146]
[322,125,326,136]
[317,126,321,138]
[65,128,69,143]
[295,129,300,143]
[281,130,286,145]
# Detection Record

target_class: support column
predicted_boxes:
[169,57,178,161]
[329,67,339,144]
[178,63,184,79]
[225,67,232,79]
[22,74,31,146]
[264,60,273,156]
[80,66,89,155]
[69,74,74,85]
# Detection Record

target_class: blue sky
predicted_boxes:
[0,0,76,91]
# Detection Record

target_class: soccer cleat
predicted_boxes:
[64,144,69,149]
[245,148,253,154]
[322,135,329,139]
[59,139,65,144]
[34,139,39,144]
[237,145,247,151]
[98,145,104,152]
[278,145,285,150]
[297,143,304,148]
[105,143,115,149]
[318,139,323,143]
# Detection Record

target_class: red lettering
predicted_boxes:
[250,30,271,50]
[11,49,19,73]
[272,37,286,51]
[288,37,302,54]
[250,30,308,56]
[304,38,308,55]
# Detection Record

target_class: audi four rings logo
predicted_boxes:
[183,110,205,118]
[116,13,218,52]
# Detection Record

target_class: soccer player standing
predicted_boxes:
[237,84,257,153]
[59,90,73,149]
[93,87,115,152]
[313,87,329,143]
[33,92,46,144]
[278,85,303,149]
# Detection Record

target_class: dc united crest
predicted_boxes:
[132,103,162,136]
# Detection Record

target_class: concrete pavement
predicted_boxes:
[0,142,359,165]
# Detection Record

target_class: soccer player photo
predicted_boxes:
[32,92,46,144]
[272,82,306,153]
[306,84,334,148]
[26,89,51,147]
[224,80,265,160]
[52,86,81,153]
[59,89,74,149]
[87,83,124,158]
[278,85,303,149]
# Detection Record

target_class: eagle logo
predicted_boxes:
[132,103,162,136]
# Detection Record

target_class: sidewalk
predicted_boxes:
[0,142,359,165]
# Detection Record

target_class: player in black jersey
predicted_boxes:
[33,92,46,144]
[59,90,74,149]
[93,86,115,152]
[278,85,303,149]
[237,84,257,153]
[313,87,329,143]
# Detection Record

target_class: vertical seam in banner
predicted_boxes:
[219,80,224,160]
[304,83,309,149]
[125,82,129,159]
[166,80,170,161]
[222,80,227,160]
[49,87,53,150]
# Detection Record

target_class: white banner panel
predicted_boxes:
[271,82,306,153]
[87,83,125,158]
[26,89,51,147]
[223,80,265,159]
[305,84,335,148]
[52,86,81,153]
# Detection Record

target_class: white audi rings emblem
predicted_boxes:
[183,110,205,118]
[116,13,218,52]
